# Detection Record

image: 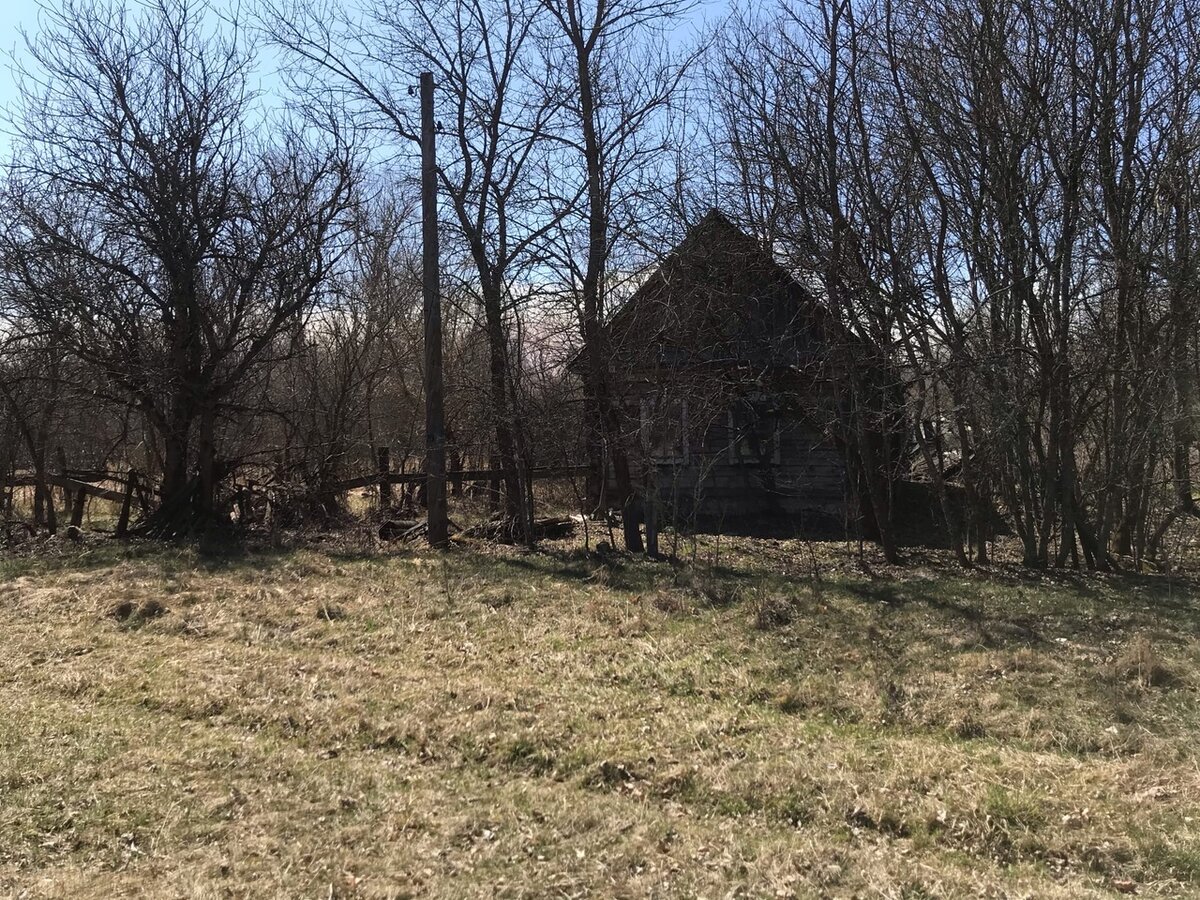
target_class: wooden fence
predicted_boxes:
[4,469,146,535]
[2,460,591,535]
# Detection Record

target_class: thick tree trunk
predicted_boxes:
[195,404,218,524]
[139,412,196,538]
[481,282,528,544]
[159,414,191,514]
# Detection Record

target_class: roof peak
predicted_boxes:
[695,207,739,229]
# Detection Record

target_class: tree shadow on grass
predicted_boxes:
[488,543,774,598]
[489,548,664,593]
[840,569,1200,648]
[842,580,987,623]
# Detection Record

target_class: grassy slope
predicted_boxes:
[1,536,1199,899]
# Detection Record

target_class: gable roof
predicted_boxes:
[604,210,839,372]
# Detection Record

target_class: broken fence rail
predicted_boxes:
[329,465,590,494]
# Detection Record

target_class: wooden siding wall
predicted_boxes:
[616,383,853,532]
[647,417,850,531]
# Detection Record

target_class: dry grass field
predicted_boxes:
[2,532,1200,898]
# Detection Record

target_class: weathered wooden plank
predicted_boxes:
[7,474,129,504]
[116,472,137,536]
[49,475,128,504]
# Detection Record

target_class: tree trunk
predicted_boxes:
[572,22,639,551]
[850,381,899,564]
[481,281,527,543]
[139,413,194,538]
[159,418,191,515]
[194,404,218,525]
[377,446,392,513]
[32,457,56,534]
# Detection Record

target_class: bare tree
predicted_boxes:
[277,197,421,521]
[537,0,696,551]
[0,0,355,536]
[0,320,66,531]
[707,0,1200,569]
[264,0,573,542]
[711,0,909,561]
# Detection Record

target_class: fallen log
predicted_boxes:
[389,519,461,543]
[461,515,576,542]
[379,519,419,541]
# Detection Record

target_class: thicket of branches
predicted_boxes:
[707,0,1200,568]
[2,0,1198,570]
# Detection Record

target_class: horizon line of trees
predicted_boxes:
[2,0,1199,571]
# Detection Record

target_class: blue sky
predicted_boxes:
[0,0,266,125]
[0,0,727,148]
[0,1,34,112]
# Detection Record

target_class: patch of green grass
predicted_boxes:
[1141,842,1200,883]
[982,785,1047,831]
[499,737,559,776]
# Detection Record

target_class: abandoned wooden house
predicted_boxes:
[595,210,898,536]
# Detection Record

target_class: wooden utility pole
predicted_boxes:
[421,71,449,548]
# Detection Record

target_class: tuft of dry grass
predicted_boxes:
[752,592,794,630]
[2,535,1200,898]
[1110,634,1174,687]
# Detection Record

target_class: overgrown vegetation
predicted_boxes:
[3,0,1200,567]
[3,535,1199,897]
